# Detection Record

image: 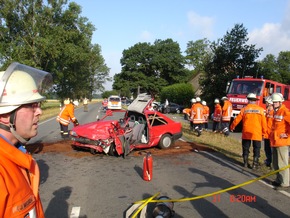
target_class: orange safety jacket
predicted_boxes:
[190,103,204,124]
[264,107,274,139]
[222,100,232,122]
[230,103,267,141]
[56,103,76,126]
[269,104,290,147]
[203,105,210,123]
[0,137,44,218]
[102,100,108,107]
[213,104,222,122]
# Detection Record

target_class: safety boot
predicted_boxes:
[252,157,260,170]
[243,156,250,168]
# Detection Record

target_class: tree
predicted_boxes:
[0,0,110,100]
[257,54,281,82]
[185,38,211,72]
[113,39,191,97]
[200,23,263,102]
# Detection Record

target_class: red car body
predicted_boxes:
[70,93,182,156]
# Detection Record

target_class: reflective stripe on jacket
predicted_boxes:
[56,103,76,126]
[269,104,290,147]
[191,103,204,124]
[230,103,267,141]
[0,137,44,218]
[222,100,232,122]
[213,104,222,122]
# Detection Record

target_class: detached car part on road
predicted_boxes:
[70,93,182,157]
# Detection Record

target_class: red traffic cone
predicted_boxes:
[143,152,153,181]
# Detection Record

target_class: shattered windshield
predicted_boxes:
[228,80,264,96]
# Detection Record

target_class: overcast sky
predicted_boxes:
[72,0,290,90]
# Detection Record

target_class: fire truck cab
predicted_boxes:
[227,76,290,121]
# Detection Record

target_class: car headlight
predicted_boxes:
[69,130,78,137]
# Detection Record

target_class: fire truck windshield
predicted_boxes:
[228,80,264,96]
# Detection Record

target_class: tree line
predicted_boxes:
[1,1,289,106]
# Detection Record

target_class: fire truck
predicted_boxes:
[226,76,290,130]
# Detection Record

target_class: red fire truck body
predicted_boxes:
[226,76,290,119]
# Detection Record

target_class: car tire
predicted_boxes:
[158,134,173,149]
[90,148,97,155]
[109,143,117,156]
[176,109,181,114]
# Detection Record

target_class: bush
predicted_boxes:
[160,83,195,107]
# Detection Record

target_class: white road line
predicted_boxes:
[179,138,290,198]
[70,206,81,218]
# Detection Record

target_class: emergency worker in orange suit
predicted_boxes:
[212,98,222,133]
[56,100,79,138]
[263,97,274,168]
[220,96,232,136]
[230,93,267,169]
[102,98,108,111]
[0,62,52,218]
[202,100,209,130]
[269,93,290,190]
[190,97,204,136]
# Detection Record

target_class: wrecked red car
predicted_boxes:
[69,93,182,157]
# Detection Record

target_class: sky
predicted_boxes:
[72,0,290,90]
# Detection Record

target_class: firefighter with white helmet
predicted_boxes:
[212,98,222,132]
[202,100,209,130]
[263,96,274,168]
[220,96,232,136]
[230,93,267,169]
[0,62,52,217]
[190,97,203,136]
[269,92,290,190]
[57,98,79,138]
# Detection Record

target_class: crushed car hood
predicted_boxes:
[72,120,119,140]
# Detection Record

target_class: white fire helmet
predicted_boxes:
[214,99,219,104]
[196,97,201,102]
[247,93,257,100]
[191,98,196,103]
[0,62,52,114]
[221,96,228,101]
[265,96,273,105]
[271,92,284,102]
[202,100,206,106]
[73,100,79,106]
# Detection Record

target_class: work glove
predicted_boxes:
[74,119,79,126]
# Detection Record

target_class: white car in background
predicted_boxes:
[107,95,122,110]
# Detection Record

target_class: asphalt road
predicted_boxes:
[27,102,290,218]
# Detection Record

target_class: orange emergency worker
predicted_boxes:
[0,62,52,217]
[269,93,290,190]
[202,101,209,130]
[102,98,108,111]
[190,97,204,136]
[264,97,274,167]
[212,99,222,132]
[221,96,232,136]
[56,100,79,138]
[230,93,267,169]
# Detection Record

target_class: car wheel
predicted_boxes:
[176,109,181,114]
[108,143,117,156]
[158,134,173,149]
[90,148,97,155]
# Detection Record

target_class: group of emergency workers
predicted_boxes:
[187,97,210,136]
[187,92,289,190]
[230,92,290,190]
[186,96,232,137]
